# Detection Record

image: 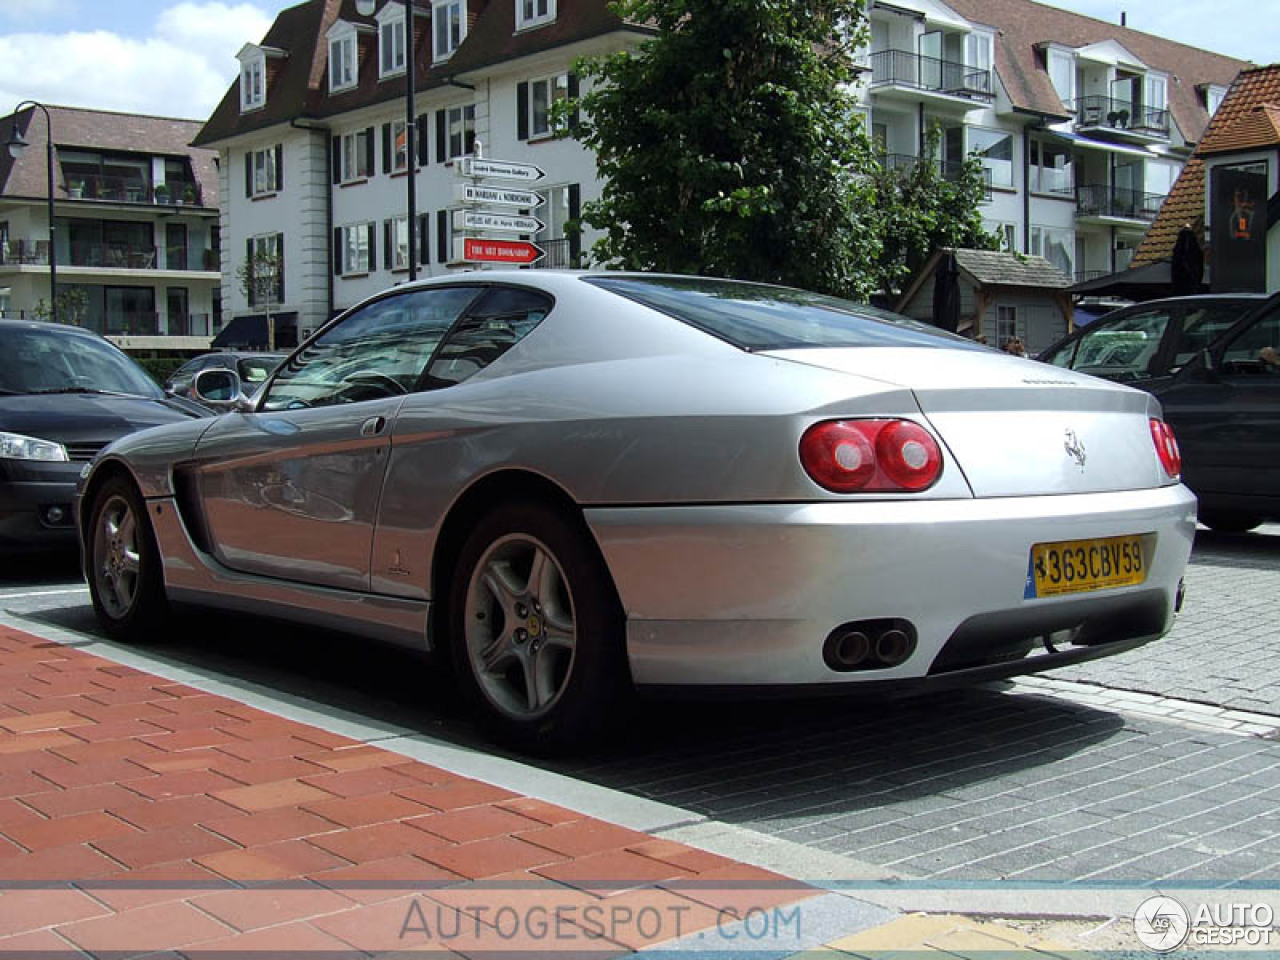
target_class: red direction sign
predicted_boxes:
[462,237,545,265]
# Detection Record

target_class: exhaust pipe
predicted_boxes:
[874,628,912,666]
[830,630,871,668]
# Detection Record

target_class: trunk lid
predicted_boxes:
[766,346,1168,497]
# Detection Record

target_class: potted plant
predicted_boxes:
[153,183,171,204]
[182,184,198,205]
[67,180,83,199]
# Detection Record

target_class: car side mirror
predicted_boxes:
[193,368,247,411]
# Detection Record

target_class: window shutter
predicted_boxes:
[417,113,430,165]
[363,127,375,176]
[384,219,392,271]
[382,123,392,174]
[275,234,285,302]
[517,82,529,141]
[568,183,581,264]
[331,135,341,184]
[435,110,446,163]
[437,210,447,264]
[245,238,255,306]
[418,212,430,265]
[245,153,253,197]
[333,227,343,275]
[367,222,376,272]
[274,144,284,190]
[568,73,580,130]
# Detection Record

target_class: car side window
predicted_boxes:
[422,287,553,389]
[1218,305,1280,375]
[1067,309,1171,381]
[1168,305,1250,371]
[260,286,481,410]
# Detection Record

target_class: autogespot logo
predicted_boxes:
[1134,896,1191,952]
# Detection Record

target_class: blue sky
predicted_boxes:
[0,1,1272,122]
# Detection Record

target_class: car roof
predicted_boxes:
[0,318,108,340]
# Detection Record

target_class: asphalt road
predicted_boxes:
[3,527,1279,888]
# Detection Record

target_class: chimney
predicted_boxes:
[1120,11,1127,26]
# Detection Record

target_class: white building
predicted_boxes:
[0,105,221,349]
[195,0,1247,340]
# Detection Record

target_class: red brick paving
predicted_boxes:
[0,623,818,956]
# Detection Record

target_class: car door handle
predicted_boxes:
[360,416,387,437]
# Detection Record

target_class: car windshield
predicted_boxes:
[585,276,981,351]
[0,326,162,397]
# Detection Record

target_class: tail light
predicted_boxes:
[1149,418,1181,479]
[800,419,943,493]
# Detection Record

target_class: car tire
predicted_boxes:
[1199,511,1264,534]
[86,477,169,641]
[448,500,627,752]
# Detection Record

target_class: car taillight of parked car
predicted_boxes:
[1149,418,1182,480]
[800,419,943,493]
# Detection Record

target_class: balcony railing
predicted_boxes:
[166,313,214,337]
[869,50,993,101]
[0,239,50,266]
[1073,95,1170,138]
[100,312,160,336]
[1076,184,1166,221]
[63,174,204,206]
[879,154,994,201]
[530,238,577,270]
[68,243,159,269]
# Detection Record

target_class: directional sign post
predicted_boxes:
[458,238,546,265]
[454,184,545,209]
[456,210,546,234]
[460,157,546,183]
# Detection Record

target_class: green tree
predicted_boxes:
[235,245,283,349]
[866,125,999,297]
[573,0,879,299]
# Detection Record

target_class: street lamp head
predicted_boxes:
[6,126,29,160]
[355,0,376,15]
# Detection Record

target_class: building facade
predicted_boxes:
[197,0,1248,337]
[0,105,221,349]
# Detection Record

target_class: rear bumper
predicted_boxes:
[586,484,1196,687]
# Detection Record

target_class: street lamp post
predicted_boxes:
[6,101,58,323]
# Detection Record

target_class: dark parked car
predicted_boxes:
[0,320,205,553]
[1041,292,1280,532]
[164,352,286,405]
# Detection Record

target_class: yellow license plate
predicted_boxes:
[1027,535,1147,598]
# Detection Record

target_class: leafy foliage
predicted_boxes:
[574,0,879,299]
[572,1,997,300]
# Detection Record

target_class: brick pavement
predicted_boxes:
[1059,527,1280,714]
[0,623,839,957]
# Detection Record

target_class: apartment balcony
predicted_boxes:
[165,313,214,337]
[1073,95,1170,142]
[1075,184,1166,224]
[868,50,994,109]
[879,154,994,202]
[99,312,160,337]
[64,174,205,207]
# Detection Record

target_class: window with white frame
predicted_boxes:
[1047,48,1075,105]
[329,28,357,91]
[389,119,409,172]
[965,31,992,74]
[433,0,464,61]
[1029,136,1073,195]
[341,130,373,182]
[341,223,373,275]
[1031,224,1075,277]
[447,104,475,160]
[378,5,407,77]
[968,127,1014,188]
[986,221,1018,252]
[535,185,572,242]
[250,146,281,196]
[386,215,410,270]
[517,0,555,29]
[248,233,283,305]
[529,73,570,139]
[1144,74,1167,114]
[1206,84,1228,115]
[240,56,265,111]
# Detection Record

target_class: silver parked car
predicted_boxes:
[79,272,1195,748]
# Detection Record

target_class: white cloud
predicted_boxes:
[0,3,272,121]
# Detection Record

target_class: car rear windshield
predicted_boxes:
[584,275,979,351]
[0,327,161,397]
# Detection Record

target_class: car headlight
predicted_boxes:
[0,431,70,462]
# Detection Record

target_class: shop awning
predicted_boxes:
[1044,130,1155,158]
[211,314,268,349]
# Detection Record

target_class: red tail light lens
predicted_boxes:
[1149,418,1181,479]
[800,419,943,493]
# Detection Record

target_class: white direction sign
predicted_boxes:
[455,184,544,209]
[461,157,546,182]
[455,210,545,234]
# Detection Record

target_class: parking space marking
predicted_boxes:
[0,586,90,598]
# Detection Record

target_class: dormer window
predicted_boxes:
[517,0,555,30]
[1205,84,1228,115]
[377,2,407,78]
[328,22,358,92]
[433,0,465,62]
[241,57,265,110]
[1045,45,1076,105]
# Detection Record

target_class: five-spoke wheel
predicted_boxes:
[86,477,167,640]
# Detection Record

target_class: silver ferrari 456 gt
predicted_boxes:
[79,272,1195,747]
